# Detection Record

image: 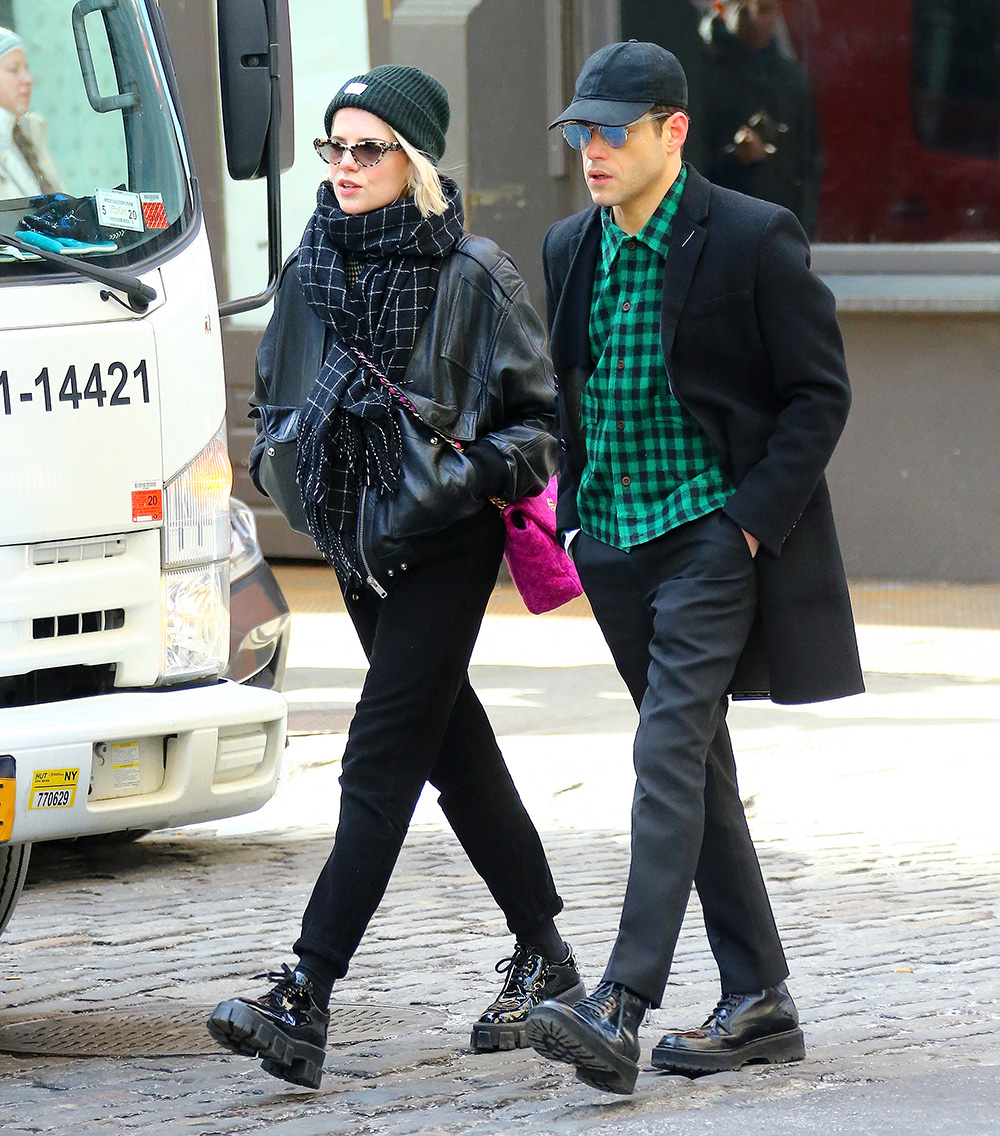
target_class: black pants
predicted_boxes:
[573,510,788,1007]
[294,506,562,979]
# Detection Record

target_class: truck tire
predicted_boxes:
[0,843,31,938]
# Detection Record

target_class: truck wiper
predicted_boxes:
[1,232,158,314]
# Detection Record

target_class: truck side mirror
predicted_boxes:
[217,0,294,181]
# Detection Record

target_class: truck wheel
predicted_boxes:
[0,843,31,938]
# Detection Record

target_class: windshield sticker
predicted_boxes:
[96,189,145,233]
[140,194,168,230]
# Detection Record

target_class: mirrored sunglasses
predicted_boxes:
[313,138,403,166]
[561,112,676,151]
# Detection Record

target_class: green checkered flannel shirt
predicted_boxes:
[579,165,734,549]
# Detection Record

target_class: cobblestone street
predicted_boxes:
[1,576,998,1134]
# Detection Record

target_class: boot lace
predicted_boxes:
[705,993,743,1029]
[250,962,315,1012]
[493,943,537,997]
[587,981,624,1019]
[253,962,300,990]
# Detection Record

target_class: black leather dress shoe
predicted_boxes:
[471,942,586,1052]
[207,964,329,1089]
[526,980,648,1094]
[651,982,805,1076]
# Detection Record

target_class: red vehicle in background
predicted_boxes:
[783,0,1000,243]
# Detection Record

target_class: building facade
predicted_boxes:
[162,0,1000,583]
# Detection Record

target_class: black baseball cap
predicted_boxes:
[549,40,688,129]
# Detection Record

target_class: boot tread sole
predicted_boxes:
[525,1003,638,1095]
[207,1000,325,1089]
[470,980,586,1053]
[650,1026,805,1075]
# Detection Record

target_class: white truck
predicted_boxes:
[1,0,294,934]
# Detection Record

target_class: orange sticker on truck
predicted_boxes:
[132,482,163,523]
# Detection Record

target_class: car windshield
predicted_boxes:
[0,0,191,277]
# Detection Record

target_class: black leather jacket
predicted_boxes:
[249,234,557,595]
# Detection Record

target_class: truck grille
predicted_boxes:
[33,609,126,639]
[1,528,161,688]
[32,538,127,566]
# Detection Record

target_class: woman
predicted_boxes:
[0,27,63,199]
[208,66,583,1090]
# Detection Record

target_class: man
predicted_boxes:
[525,40,863,1095]
[699,0,820,235]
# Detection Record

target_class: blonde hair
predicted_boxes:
[396,132,448,217]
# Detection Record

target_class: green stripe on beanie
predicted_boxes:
[325,65,450,163]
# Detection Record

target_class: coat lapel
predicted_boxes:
[550,208,601,373]
[550,209,601,439]
[660,166,710,363]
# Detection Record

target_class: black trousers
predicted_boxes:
[573,510,788,1007]
[293,506,562,979]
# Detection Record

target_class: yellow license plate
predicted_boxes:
[28,767,79,810]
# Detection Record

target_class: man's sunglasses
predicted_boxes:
[313,138,403,166]
[560,112,678,151]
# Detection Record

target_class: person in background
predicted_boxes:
[0,27,63,199]
[207,65,583,1091]
[525,39,861,1095]
[699,0,819,236]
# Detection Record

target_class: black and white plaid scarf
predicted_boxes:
[295,177,465,585]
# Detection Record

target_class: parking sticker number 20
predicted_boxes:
[0,360,149,415]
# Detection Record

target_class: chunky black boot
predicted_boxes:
[651,982,805,1076]
[526,980,648,1094]
[207,964,329,1089]
[471,942,586,1052]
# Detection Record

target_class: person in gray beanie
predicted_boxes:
[208,65,584,1090]
[0,26,63,198]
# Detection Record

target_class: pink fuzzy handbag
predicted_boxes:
[502,476,583,614]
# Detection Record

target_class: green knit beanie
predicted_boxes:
[324,65,450,162]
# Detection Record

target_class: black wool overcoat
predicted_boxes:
[543,164,864,705]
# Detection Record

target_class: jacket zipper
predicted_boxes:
[357,486,388,598]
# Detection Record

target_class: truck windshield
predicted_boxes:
[0,0,191,277]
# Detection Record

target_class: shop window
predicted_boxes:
[912,0,1000,160]
[623,0,1000,243]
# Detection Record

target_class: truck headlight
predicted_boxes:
[161,561,230,681]
[159,423,233,683]
[162,423,232,568]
